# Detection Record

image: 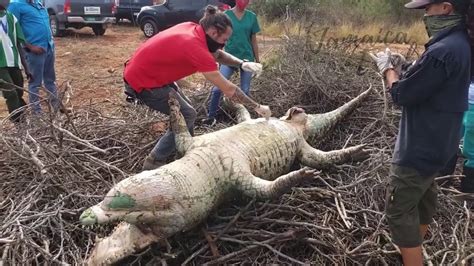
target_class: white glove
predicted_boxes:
[241,62,263,77]
[369,48,407,75]
[389,52,407,75]
[254,104,271,119]
[369,48,395,75]
[369,48,392,74]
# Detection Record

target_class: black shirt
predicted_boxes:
[391,24,471,176]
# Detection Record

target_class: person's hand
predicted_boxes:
[389,52,407,75]
[26,44,45,55]
[369,48,407,76]
[241,62,263,77]
[254,104,271,119]
[369,48,394,75]
[25,70,33,81]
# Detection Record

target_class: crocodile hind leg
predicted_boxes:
[298,142,370,169]
[305,86,373,142]
[235,167,319,199]
[169,91,194,156]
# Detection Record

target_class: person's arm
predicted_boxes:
[213,50,243,67]
[202,70,271,118]
[24,42,45,54]
[385,69,399,89]
[7,3,20,21]
[13,15,31,80]
[387,55,448,106]
[251,14,261,63]
[251,34,260,63]
[202,70,257,108]
[18,42,32,80]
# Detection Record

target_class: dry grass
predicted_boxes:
[260,18,428,45]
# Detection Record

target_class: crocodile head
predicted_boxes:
[282,107,308,125]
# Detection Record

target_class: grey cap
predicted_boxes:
[405,0,471,10]
[405,0,443,9]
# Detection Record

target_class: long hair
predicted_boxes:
[199,5,232,34]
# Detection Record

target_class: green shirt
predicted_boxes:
[0,11,25,68]
[224,9,260,62]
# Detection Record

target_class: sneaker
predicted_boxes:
[142,155,167,171]
[202,117,216,127]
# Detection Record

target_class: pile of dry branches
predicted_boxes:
[1,35,472,265]
[0,104,166,264]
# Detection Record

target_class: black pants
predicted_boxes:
[0,67,26,122]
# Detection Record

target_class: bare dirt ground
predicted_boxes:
[0,24,281,119]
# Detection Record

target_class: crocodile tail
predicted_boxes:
[305,85,373,142]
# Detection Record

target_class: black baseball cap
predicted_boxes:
[405,0,469,10]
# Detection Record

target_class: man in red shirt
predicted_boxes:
[124,5,271,170]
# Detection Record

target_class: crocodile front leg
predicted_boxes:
[222,97,252,123]
[169,91,193,156]
[234,167,319,199]
[298,142,370,169]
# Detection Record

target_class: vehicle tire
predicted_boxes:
[49,14,65,37]
[142,19,158,38]
[92,26,106,36]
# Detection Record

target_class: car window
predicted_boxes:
[191,0,207,7]
[166,0,190,9]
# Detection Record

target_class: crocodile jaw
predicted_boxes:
[87,222,160,265]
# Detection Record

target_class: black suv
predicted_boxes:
[115,0,154,24]
[137,0,234,38]
[44,0,117,36]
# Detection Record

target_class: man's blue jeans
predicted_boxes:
[26,47,59,114]
[207,64,252,119]
[132,83,197,161]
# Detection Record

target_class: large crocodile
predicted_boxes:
[80,87,373,265]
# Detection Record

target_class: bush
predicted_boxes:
[251,0,422,25]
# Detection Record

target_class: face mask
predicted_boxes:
[423,14,464,38]
[205,33,225,53]
[236,0,249,10]
[0,0,10,9]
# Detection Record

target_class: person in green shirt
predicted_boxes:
[203,0,261,126]
[0,0,30,123]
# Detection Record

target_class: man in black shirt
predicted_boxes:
[371,0,471,265]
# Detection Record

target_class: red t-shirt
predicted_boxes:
[124,22,218,92]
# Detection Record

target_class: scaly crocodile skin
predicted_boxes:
[80,87,373,265]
